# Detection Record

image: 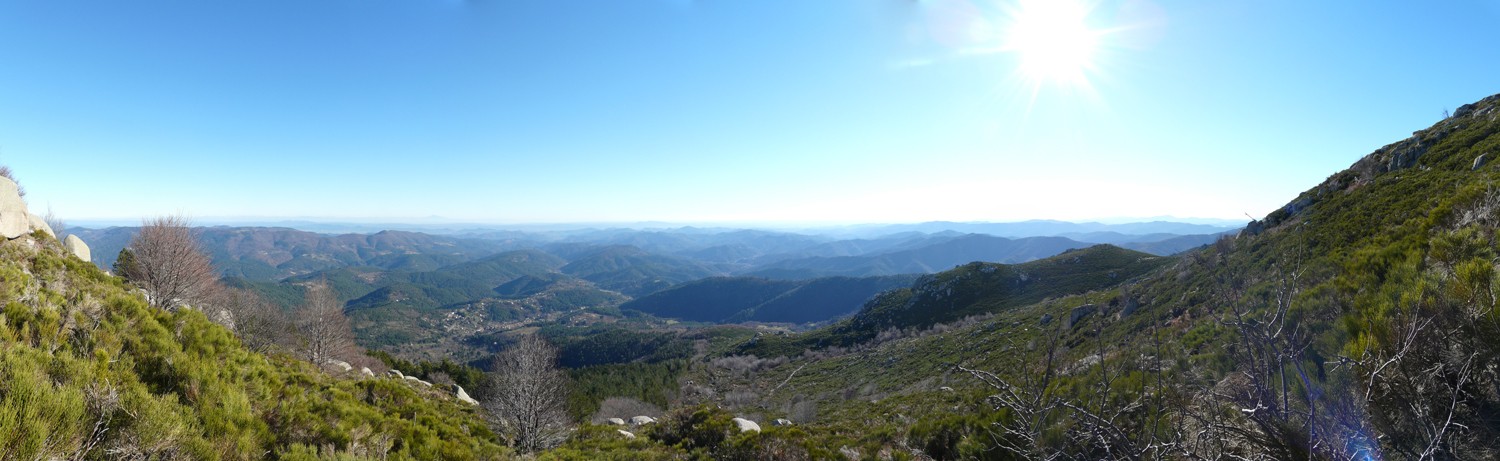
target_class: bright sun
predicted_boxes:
[1005,0,1100,87]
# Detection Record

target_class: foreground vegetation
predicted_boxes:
[0,232,507,460]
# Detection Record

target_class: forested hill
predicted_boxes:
[619,274,917,323]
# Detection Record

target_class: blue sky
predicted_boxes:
[3,0,1499,225]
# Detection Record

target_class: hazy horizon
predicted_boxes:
[60,214,1247,233]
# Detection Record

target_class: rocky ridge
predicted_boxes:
[0,176,90,259]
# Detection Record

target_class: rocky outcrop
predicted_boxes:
[616,430,636,439]
[0,177,34,239]
[64,234,90,261]
[403,375,433,387]
[1065,304,1097,329]
[731,417,761,433]
[455,384,478,405]
[606,418,626,426]
[0,177,75,247]
[361,367,375,377]
[773,418,794,427]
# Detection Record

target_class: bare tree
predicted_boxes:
[121,215,219,310]
[294,283,357,366]
[959,323,1161,460]
[1210,261,1325,460]
[217,287,289,354]
[485,334,571,453]
[43,206,65,237]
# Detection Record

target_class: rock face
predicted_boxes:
[0,177,31,239]
[1066,304,1098,329]
[1119,296,1140,318]
[731,417,761,433]
[0,177,66,241]
[454,384,479,405]
[64,234,91,261]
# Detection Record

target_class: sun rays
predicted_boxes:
[1004,0,1101,89]
[911,0,1122,110]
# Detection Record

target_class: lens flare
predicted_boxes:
[1005,0,1100,86]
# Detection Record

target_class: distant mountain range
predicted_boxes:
[66,219,1236,358]
[67,226,514,280]
[72,220,1235,284]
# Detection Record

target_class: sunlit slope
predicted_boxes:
[698,92,1500,459]
[0,234,507,460]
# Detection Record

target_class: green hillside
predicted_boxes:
[560,245,722,297]
[621,275,918,324]
[742,244,1169,356]
[620,277,800,322]
[0,232,507,460]
[684,93,1500,459]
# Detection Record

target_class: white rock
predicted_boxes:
[606,418,626,426]
[0,177,29,239]
[629,416,656,426]
[773,418,793,427]
[939,386,954,392]
[27,214,53,238]
[455,384,479,405]
[616,430,636,439]
[361,367,375,377]
[64,235,91,261]
[731,417,761,433]
[388,369,405,379]
[327,359,353,372]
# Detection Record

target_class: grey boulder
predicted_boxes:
[731,417,761,433]
[0,177,29,239]
[64,235,91,261]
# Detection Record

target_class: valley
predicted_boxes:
[67,220,1230,362]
